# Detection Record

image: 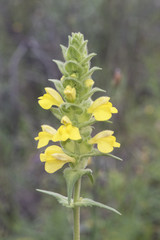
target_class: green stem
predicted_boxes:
[73,178,81,240]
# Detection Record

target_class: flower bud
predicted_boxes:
[64,85,76,102]
[85,79,94,88]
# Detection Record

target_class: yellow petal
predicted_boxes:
[97,140,114,153]
[61,116,72,125]
[111,107,118,113]
[85,79,94,87]
[52,153,75,162]
[38,88,63,110]
[38,93,55,109]
[114,141,120,148]
[40,153,46,162]
[88,97,110,112]
[35,132,51,148]
[45,87,63,106]
[66,125,81,140]
[45,145,63,155]
[45,160,66,173]
[52,126,69,141]
[41,125,57,135]
[93,108,112,121]
[88,130,114,144]
[64,85,76,101]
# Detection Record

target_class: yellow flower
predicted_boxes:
[85,79,94,88]
[88,130,120,153]
[35,125,57,148]
[53,116,81,141]
[87,96,118,121]
[40,145,75,173]
[64,85,76,102]
[38,87,64,109]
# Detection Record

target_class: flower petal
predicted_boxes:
[52,153,75,162]
[45,160,66,173]
[114,141,121,148]
[38,94,55,109]
[111,107,118,113]
[38,88,64,110]
[88,130,114,144]
[93,108,112,121]
[97,139,114,153]
[45,87,64,106]
[41,125,57,135]
[88,97,110,112]
[66,125,81,140]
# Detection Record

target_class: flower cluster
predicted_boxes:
[35,33,120,174]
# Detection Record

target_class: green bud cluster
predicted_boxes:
[51,33,102,156]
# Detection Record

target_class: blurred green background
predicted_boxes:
[0,0,160,239]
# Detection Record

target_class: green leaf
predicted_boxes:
[75,198,121,215]
[67,45,81,61]
[53,60,67,75]
[64,168,93,205]
[81,87,106,100]
[48,79,64,96]
[81,66,102,80]
[50,107,62,120]
[79,149,123,161]
[65,60,82,74]
[106,153,123,161]
[60,44,67,60]
[36,189,72,208]
[80,53,96,65]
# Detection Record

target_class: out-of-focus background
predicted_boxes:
[0,0,160,239]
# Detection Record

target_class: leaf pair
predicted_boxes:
[36,189,121,215]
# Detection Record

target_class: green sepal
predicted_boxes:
[60,44,67,60]
[81,66,102,80]
[64,168,93,205]
[67,45,81,62]
[53,60,67,75]
[65,60,83,74]
[48,79,64,96]
[50,107,63,120]
[36,189,72,208]
[75,198,121,215]
[80,53,96,65]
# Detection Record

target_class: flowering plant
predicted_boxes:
[35,32,121,240]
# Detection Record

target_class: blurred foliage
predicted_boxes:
[0,0,160,239]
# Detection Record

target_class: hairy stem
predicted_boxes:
[73,178,81,240]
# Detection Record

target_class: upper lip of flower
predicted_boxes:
[38,87,64,109]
